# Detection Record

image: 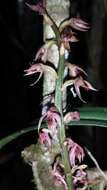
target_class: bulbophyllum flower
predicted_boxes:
[38,106,61,136]
[64,111,80,124]
[65,62,87,77]
[39,128,52,147]
[24,63,58,86]
[64,138,85,167]
[62,77,97,102]
[51,162,68,190]
[34,40,56,62]
[59,17,90,33]
[26,1,45,15]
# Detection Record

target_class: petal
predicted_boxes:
[30,72,43,86]
[84,80,97,91]
[59,18,90,32]
[35,41,56,62]
[26,1,45,14]
[24,63,42,76]
[64,111,80,123]
[62,79,75,91]
[70,18,90,31]
[41,64,58,79]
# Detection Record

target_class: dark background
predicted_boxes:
[0,0,107,189]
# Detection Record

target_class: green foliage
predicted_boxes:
[0,107,107,150]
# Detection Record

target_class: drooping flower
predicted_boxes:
[65,62,87,77]
[64,111,80,124]
[73,165,88,189]
[34,40,56,62]
[26,1,45,15]
[72,76,97,102]
[64,138,85,167]
[39,128,52,147]
[38,106,61,137]
[59,18,90,33]
[61,27,78,50]
[24,63,58,86]
[62,77,97,102]
[51,161,68,190]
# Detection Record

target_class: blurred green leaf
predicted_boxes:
[0,126,37,150]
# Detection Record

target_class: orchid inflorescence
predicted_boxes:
[24,1,96,189]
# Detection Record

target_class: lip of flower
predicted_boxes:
[24,63,58,86]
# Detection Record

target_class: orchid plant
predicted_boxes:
[1,1,107,190]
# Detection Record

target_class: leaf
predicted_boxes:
[0,124,46,150]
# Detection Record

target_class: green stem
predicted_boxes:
[55,47,74,190]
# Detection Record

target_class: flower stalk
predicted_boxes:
[54,42,74,189]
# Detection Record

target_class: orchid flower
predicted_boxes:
[38,106,61,137]
[39,128,52,147]
[64,138,85,167]
[26,1,45,15]
[72,76,97,103]
[51,162,68,190]
[61,27,78,50]
[59,18,90,33]
[34,40,56,62]
[62,77,96,102]
[73,168,88,189]
[24,63,58,86]
[64,111,80,124]
[65,62,87,77]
